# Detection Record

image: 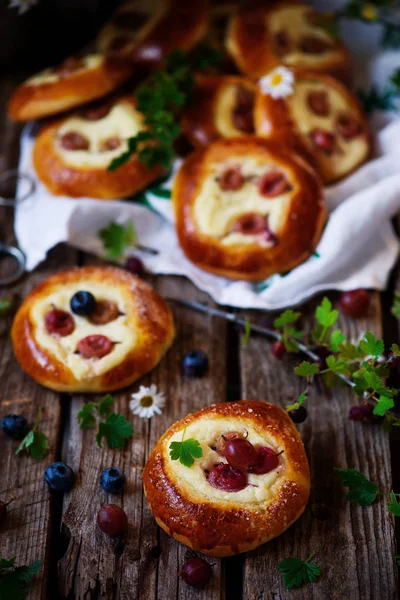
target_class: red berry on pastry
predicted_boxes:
[307,90,330,116]
[207,463,248,492]
[250,446,280,475]
[100,137,121,152]
[337,115,363,140]
[310,128,336,154]
[339,289,370,318]
[180,557,212,589]
[59,131,90,151]
[82,101,112,121]
[78,335,113,359]
[258,171,291,197]
[224,437,258,471]
[219,167,244,191]
[215,431,242,455]
[97,504,128,536]
[89,300,119,325]
[272,340,286,359]
[45,309,75,336]
[231,213,266,235]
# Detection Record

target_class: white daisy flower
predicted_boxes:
[9,0,39,14]
[129,384,165,419]
[259,66,294,99]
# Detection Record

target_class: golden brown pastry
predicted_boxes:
[226,0,351,84]
[143,400,310,557]
[255,70,371,184]
[7,54,131,122]
[182,75,257,147]
[97,0,208,68]
[173,136,326,281]
[32,95,164,199]
[11,266,175,393]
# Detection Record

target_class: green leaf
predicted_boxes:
[390,343,400,356]
[373,396,394,416]
[335,467,379,506]
[295,361,319,377]
[274,309,301,328]
[338,340,359,362]
[190,44,223,71]
[242,320,251,346]
[13,562,43,582]
[358,332,384,357]
[0,559,42,600]
[77,402,97,429]
[329,329,346,352]
[169,429,203,467]
[278,556,321,589]
[96,413,134,449]
[392,293,400,319]
[0,558,16,570]
[16,430,48,460]
[0,297,12,317]
[326,355,349,374]
[316,297,339,328]
[387,491,400,516]
[286,394,307,412]
[98,395,114,418]
[99,221,137,259]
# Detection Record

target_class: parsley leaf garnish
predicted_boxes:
[278,555,320,589]
[373,396,394,416]
[169,428,203,467]
[16,409,48,460]
[387,492,400,516]
[358,332,384,357]
[99,221,137,259]
[78,395,133,450]
[295,362,319,377]
[335,468,379,506]
[0,557,42,600]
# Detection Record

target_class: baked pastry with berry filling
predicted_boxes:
[173,137,325,280]
[143,400,310,556]
[7,55,131,122]
[255,70,371,184]
[182,75,257,147]
[97,0,208,68]
[32,95,164,199]
[226,0,351,85]
[11,267,175,393]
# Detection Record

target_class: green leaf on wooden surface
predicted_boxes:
[387,492,400,516]
[278,556,321,589]
[295,362,319,377]
[335,467,379,506]
[96,413,133,449]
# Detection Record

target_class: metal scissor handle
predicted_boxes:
[0,169,35,207]
[0,244,26,285]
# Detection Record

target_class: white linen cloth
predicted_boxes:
[14,4,400,310]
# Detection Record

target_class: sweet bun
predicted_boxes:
[226,0,351,85]
[143,400,310,557]
[97,0,208,68]
[7,54,131,122]
[255,70,371,184]
[32,95,164,199]
[11,266,175,393]
[182,75,257,147]
[173,136,326,281]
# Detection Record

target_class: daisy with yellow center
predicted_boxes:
[129,384,165,419]
[259,66,295,99]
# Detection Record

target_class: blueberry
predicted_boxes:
[70,291,96,317]
[1,414,29,440]
[182,350,209,377]
[44,462,75,492]
[100,467,126,493]
[288,406,308,423]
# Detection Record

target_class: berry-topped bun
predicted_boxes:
[255,70,371,184]
[173,137,326,281]
[143,400,310,557]
[11,267,175,393]
[226,0,351,85]
[32,95,164,199]
[7,54,131,122]
[182,75,257,147]
[97,0,208,68]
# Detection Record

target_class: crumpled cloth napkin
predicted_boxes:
[14,3,400,310]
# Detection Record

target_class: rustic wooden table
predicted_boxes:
[0,79,399,600]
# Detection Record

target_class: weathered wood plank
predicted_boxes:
[239,293,398,600]
[59,274,226,600]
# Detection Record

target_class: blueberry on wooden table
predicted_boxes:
[182,350,209,377]
[100,467,126,493]
[44,462,75,492]
[1,413,29,440]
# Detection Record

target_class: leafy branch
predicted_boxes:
[78,395,133,450]
[16,409,48,460]
[335,467,400,515]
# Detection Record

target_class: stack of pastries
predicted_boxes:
[8,0,371,280]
